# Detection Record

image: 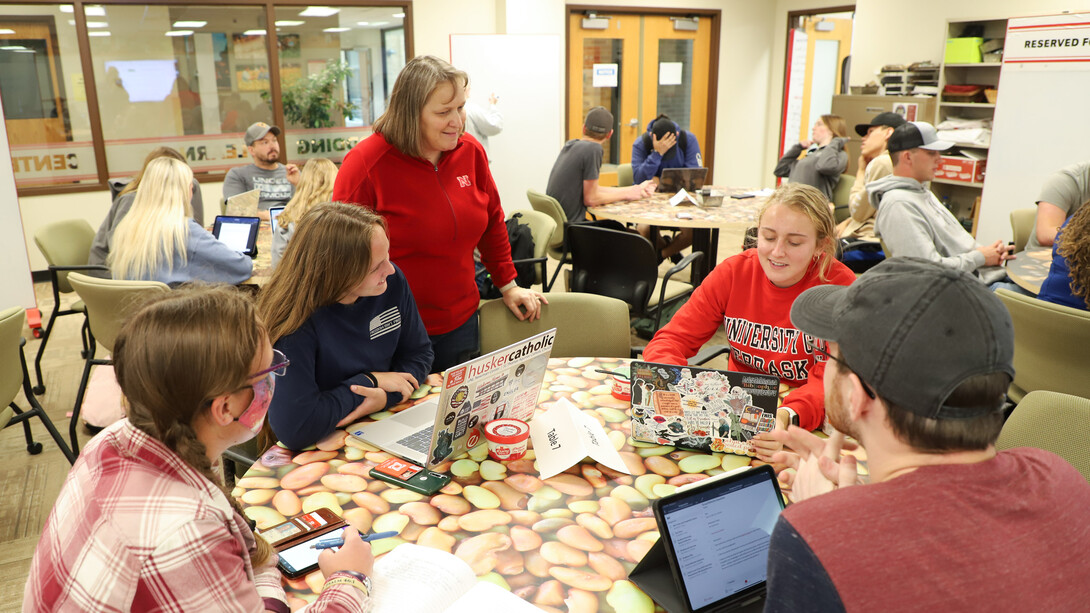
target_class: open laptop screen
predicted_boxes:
[213,215,260,256]
[657,467,784,611]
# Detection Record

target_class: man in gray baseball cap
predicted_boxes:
[762,257,1090,611]
[223,121,300,218]
[869,121,1011,281]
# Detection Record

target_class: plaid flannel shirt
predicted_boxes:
[23,420,369,612]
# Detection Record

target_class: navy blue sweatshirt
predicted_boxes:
[269,266,434,449]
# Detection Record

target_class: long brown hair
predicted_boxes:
[258,202,387,345]
[118,147,188,198]
[372,55,468,158]
[113,285,273,567]
[1056,203,1090,308]
[278,158,338,226]
[758,183,838,281]
[820,114,848,139]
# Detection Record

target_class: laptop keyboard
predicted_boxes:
[396,428,432,454]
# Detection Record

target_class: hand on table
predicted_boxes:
[770,427,860,503]
[977,239,1014,267]
[652,131,677,156]
[630,180,656,200]
[285,163,301,186]
[502,286,548,322]
[372,371,418,398]
[338,386,387,427]
[425,373,443,388]
[318,527,375,578]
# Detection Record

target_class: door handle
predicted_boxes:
[628,118,639,127]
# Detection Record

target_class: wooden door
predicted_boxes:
[0,21,67,145]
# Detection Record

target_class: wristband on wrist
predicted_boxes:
[324,570,372,597]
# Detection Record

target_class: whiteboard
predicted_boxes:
[450,34,562,215]
[978,14,1090,243]
[0,98,36,309]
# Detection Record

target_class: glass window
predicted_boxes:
[0,4,99,188]
[582,38,622,164]
[273,5,405,164]
[657,39,693,130]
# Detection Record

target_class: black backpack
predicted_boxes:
[476,213,536,299]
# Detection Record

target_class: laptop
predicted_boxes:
[225,188,260,217]
[351,328,556,468]
[658,167,708,193]
[629,361,779,457]
[212,215,260,257]
[269,205,285,236]
[629,465,785,613]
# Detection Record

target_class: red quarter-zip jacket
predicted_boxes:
[334,132,516,335]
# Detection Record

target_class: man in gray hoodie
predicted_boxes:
[870,122,1011,278]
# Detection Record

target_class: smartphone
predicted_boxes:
[731,193,756,199]
[260,507,344,550]
[277,526,349,578]
[369,457,451,496]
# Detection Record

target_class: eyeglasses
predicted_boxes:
[250,349,290,379]
[812,344,876,399]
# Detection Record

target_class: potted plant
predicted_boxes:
[262,61,356,128]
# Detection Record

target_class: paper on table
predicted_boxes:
[370,543,475,613]
[443,581,542,613]
[669,189,697,206]
[529,398,631,480]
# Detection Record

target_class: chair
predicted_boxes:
[479,293,631,359]
[567,224,702,334]
[509,210,556,289]
[997,390,1090,482]
[617,163,634,187]
[527,189,570,291]
[32,219,109,394]
[68,272,170,454]
[1010,207,1036,254]
[0,306,75,463]
[831,173,855,224]
[995,288,1090,403]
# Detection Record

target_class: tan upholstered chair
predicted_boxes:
[0,306,74,463]
[509,210,557,289]
[616,163,634,188]
[67,273,170,454]
[526,189,570,291]
[995,288,1090,402]
[479,293,632,359]
[997,390,1090,482]
[1010,207,1036,254]
[831,173,855,224]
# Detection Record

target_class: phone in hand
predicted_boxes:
[277,526,349,578]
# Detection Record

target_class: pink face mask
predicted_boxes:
[235,374,275,434]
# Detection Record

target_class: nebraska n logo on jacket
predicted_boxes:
[456,175,471,187]
[370,307,401,340]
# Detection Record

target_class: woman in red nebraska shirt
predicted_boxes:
[643,183,856,460]
[333,55,545,372]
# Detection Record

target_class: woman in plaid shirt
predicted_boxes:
[24,286,374,612]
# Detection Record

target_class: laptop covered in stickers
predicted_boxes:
[628,361,779,457]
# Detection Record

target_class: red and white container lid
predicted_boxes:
[483,418,530,461]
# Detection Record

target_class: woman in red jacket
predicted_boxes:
[334,55,545,372]
[643,183,856,460]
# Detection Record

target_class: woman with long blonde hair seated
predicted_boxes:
[271,157,338,267]
[108,157,252,285]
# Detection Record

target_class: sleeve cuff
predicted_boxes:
[498,281,518,293]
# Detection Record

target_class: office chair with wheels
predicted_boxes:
[479,293,632,359]
[527,189,570,291]
[997,390,1090,482]
[995,288,1090,403]
[68,273,170,455]
[0,306,75,463]
[567,224,702,335]
[32,219,109,395]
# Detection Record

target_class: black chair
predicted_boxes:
[567,224,703,335]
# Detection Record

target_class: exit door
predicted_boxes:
[568,11,715,171]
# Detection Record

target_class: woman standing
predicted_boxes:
[108,157,251,285]
[271,157,338,267]
[24,286,373,611]
[258,203,433,450]
[774,114,849,202]
[333,55,545,372]
[643,184,856,459]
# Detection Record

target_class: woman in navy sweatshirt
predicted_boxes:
[257,203,434,449]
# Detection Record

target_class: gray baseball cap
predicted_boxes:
[584,106,614,135]
[790,258,1014,419]
[244,122,281,146]
[886,121,953,156]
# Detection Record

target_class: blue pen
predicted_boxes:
[310,530,400,550]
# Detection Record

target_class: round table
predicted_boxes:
[1006,248,1051,295]
[235,357,844,610]
[590,188,766,286]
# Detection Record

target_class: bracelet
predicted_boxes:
[324,570,372,597]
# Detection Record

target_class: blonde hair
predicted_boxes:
[820,114,848,139]
[758,183,838,281]
[372,55,468,158]
[108,157,194,280]
[278,158,338,226]
[258,203,387,345]
[118,147,187,198]
[114,285,273,568]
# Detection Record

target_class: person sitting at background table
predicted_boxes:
[24,285,374,611]
[271,157,338,268]
[774,114,849,202]
[1037,201,1090,310]
[1030,160,1090,249]
[223,122,300,220]
[836,112,905,241]
[258,203,433,450]
[89,147,204,269]
[630,114,698,262]
[642,183,856,459]
[333,55,544,373]
[108,157,252,286]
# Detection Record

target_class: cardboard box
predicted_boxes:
[945,37,983,63]
[937,155,986,184]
